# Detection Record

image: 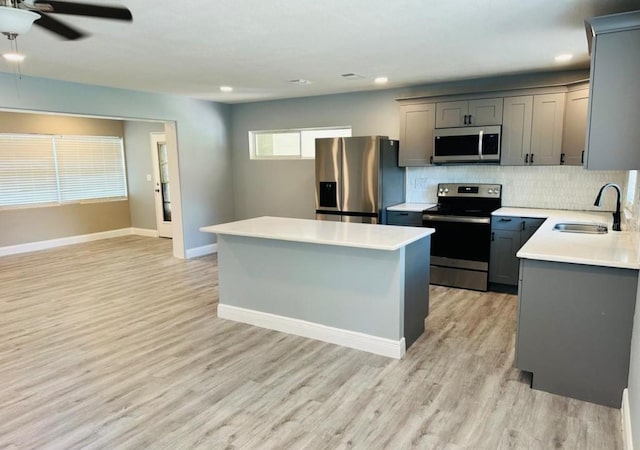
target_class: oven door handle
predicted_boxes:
[423,215,490,225]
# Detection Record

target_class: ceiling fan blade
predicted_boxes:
[33,12,86,40]
[31,1,132,21]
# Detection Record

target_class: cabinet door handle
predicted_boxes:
[521,221,526,231]
[468,114,472,125]
[581,150,584,164]
[525,154,529,164]
[499,218,512,222]
[463,115,467,125]
[491,231,495,241]
[429,155,433,164]
[530,153,534,164]
[399,213,409,216]
[560,153,565,164]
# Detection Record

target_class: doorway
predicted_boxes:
[150,132,172,238]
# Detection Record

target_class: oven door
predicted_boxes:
[422,214,491,270]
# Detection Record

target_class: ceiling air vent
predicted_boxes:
[341,73,365,80]
[288,79,312,85]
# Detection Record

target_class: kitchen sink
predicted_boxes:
[552,223,608,234]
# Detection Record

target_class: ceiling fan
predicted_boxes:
[0,0,132,40]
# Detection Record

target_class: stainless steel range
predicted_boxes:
[422,183,502,291]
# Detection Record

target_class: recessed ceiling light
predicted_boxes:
[288,79,312,85]
[3,52,25,62]
[219,86,233,92]
[374,77,388,85]
[554,54,573,63]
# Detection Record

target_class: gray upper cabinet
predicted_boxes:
[561,84,589,166]
[584,11,640,170]
[435,98,503,128]
[530,93,565,165]
[398,103,436,166]
[501,96,533,165]
[501,93,565,166]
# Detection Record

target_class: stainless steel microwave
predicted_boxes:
[433,125,501,164]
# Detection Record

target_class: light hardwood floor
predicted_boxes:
[0,236,622,449]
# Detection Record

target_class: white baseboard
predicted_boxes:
[185,243,217,259]
[0,228,132,257]
[130,227,159,237]
[217,303,406,359]
[623,388,634,450]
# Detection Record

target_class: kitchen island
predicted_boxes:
[201,216,434,359]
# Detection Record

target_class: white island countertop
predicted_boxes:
[493,207,640,270]
[201,216,435,251]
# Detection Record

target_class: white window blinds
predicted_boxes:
[0,133,127,208]
[55,136,127,202]
[0,134,59,206]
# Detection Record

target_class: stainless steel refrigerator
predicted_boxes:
[315,136,405,224]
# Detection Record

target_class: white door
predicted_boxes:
[150,133,172,238]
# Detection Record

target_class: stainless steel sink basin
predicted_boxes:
[552,223,608,234]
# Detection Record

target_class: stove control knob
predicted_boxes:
[444,188,449,193]
[488,189,494,194]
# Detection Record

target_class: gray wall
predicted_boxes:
[629,282,640,444]
[627,183,640,445]
[231,89,402,220]
[230,70,590,220]
[0,72,233,257]
[124,120,165,230]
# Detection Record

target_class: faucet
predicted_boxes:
[594,183,622,231]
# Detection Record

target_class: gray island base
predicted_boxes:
[201,217,434,359]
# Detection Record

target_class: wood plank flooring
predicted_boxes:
[0,236,623,449]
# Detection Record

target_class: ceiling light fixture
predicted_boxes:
[0,6,40,40]
[554,53,573,63]
[3,51,24,62]
[219,86,233,92]
[374,77,388,85]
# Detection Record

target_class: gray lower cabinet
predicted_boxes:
[516,258,638,407]
[387,210,423,226]
[489,216,544,287]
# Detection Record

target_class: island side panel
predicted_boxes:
[216,234,404,341]
[403,236,431,348]
[516,258,638,407]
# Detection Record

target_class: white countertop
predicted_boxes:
[200,216,435,251]
[493,207,640,270]
[387,203,436,212]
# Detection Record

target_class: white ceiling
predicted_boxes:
[1,0,638,103]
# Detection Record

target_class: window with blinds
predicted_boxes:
[0,133,127,208]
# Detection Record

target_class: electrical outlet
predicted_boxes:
[414,178,429,189]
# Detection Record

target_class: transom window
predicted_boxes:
[0,133,127,208]
[249,126,352,159]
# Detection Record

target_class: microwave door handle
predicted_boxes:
[478,130,484,160]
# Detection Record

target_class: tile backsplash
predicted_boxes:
[406,165,628,212]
